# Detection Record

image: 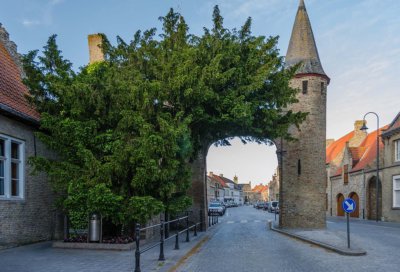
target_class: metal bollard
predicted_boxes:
[208,214,211,227]
[194,223,197,236]
[159,220,165,261]
[174,219,180,250]
[134,223,141,272]
[186,213,190,242]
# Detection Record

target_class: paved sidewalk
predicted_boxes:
[0,226,216,272]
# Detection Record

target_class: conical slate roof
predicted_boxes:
[285,0,326,76]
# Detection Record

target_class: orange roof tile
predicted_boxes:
[351,126,387,172]
[0,41,39,122]
[326,131,354,164]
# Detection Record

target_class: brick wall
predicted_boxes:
[278,75,328,229]
[0,115,61,245]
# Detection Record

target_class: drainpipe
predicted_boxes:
[362,169,365,219]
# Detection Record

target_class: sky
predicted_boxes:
[1,0,399,186]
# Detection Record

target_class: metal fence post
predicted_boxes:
[208,213,211,227]
[186,213,190,242]
[174,218,180,250]
[194,223,197,236]
[134,223,141,272]
[159,220,165,261]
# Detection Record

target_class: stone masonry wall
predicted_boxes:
[0,115,60,245]
[382,134,400,222]
[278,75,327,229]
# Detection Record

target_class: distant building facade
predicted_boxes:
[326,116,400,222]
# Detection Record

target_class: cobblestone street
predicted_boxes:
[177,206,400,272]
[1,206,400,272]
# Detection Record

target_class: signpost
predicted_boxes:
[342,198,356,248]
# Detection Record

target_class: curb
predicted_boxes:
[268,221,367,256]
[52,241,136,251]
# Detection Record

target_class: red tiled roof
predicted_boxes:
[208,174,228,188]
[330,126,388,177]
[0,42,39,121]
[350,126,387,172]
[252,184,268,193]
[326,131,354,164]
[349,146,367,166]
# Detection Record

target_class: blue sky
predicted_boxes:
[1,0,399,185]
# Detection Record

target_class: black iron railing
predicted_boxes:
[134,210,219,272]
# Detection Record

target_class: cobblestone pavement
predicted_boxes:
[1,207,400,272]
[177,206,400,272]
[0,226,208,272]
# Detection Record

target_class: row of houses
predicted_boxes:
[206,172,270,205]
[326,117,400,222]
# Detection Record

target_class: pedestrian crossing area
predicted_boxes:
[225,219,263,224]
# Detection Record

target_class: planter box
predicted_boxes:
[52,241,136,251]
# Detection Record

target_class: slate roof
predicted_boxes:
[382,112,400,138]
[285,0,327,78]
[0,26,39,124]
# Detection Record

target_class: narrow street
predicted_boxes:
[177,206,400,272]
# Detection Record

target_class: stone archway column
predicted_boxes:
[188,144,210,230]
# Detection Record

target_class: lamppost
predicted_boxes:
[360,112,380,222]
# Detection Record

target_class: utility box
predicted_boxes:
[89,213,101,242]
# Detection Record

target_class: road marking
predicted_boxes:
[240,220,248,223]
[327,221,334,224]
[227,221,234,224]
[254,220,261,223]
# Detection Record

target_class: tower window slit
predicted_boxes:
[302,80,308,94]
[298,159,301,175]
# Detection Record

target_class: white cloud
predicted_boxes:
[21,0,64,28]
[22,19,41,27]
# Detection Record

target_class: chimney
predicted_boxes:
[354,120,365,132]
[88,34,104,64]
[219,173,223,177]
[350,120,368,147]
[233,175,238,184]
[209,171,214,176]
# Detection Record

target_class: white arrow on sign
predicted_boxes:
[345,201,354,211]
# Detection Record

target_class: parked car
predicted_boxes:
[263,202,270,211]
[208,202,225,216]
[268,201,279,213]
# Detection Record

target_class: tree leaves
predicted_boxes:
[23,6,306,229]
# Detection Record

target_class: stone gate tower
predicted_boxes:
[277,0,329,229]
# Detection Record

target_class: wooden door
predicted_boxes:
[337,194,345,216]
[350,193,359,218]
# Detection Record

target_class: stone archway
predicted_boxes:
[189,0,328,230]
[337,193,345,216]
[348,192,360,218]
[367,176,382,220]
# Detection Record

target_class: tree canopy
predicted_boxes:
[23,6,305,230]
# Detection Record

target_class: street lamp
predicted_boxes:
[360,112,380,222]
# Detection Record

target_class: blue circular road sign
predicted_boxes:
[342,198,356,213]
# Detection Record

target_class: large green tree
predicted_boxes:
[23,6,305,231]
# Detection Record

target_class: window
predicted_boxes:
[395,140,400,162]
[393,175,400,208]
[321,82,325,94]
[302,81,308,94]
[344,164,349,184]
[0,134,24,200]
[297,159,301,175]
